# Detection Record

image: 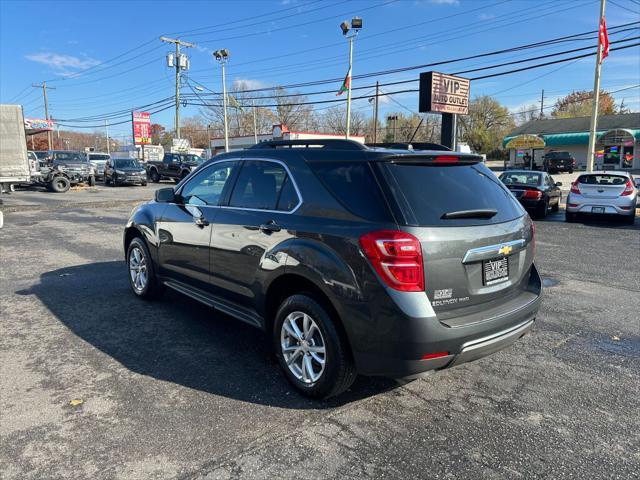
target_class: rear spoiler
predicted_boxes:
[383,153,483,165]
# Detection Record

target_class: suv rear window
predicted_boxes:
[545,152,571,159]
[309,161,391,222]
[380,162,524,226]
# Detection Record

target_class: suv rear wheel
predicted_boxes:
[273,294,356,398]
[149,168,160,183]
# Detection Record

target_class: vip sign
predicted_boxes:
[419,72,470,115]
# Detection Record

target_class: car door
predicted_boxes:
[156,160,240,292]
[209,159,301,305]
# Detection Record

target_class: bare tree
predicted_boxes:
[319,106,367,136]
[515,104,540,125]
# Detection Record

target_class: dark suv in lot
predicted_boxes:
[123,140,541,398]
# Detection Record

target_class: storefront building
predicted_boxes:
[210,124,366,155]
[503,113,639,170]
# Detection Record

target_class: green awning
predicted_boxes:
[503,129,640,148]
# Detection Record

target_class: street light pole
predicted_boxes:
[252,100,258,144]
[340,17,362,139]
[346,35,354,138]
[214,49,231,153]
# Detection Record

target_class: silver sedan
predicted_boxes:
[566,171,637,224]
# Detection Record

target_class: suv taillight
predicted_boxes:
[359,230,424,292]
[570,181,581,194]
[621,179,634,196]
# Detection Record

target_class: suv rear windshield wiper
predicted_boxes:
[441,209,497,219]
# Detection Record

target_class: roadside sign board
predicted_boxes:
[419,72,470,115]
[24,118,54,132]
[505,135,545,149]
[132,111,151,145]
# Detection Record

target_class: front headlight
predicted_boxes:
[115,170,126,174]
[139,170,146,175]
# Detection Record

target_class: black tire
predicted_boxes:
[49,176,70,193]
[273,294,356,399]
[180,170,189,180]
[141,182,147,187]
[568,169,574,174]
[623,212,636,225]
[565,211,577,223]
[88,175,96,187]
[535,199,548,219]
[149,169,160,183]
[126,237,164,299]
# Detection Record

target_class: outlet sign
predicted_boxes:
[419,71,470,115]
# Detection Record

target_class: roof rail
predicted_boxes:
[248,139,367,151]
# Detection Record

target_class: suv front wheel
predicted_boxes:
[127,237,163,299]
[273,294,356,398]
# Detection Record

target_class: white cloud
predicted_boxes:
[428,0,459,5]
[233,78,268,91]
[25,52,99,71]
[479,13,495,20]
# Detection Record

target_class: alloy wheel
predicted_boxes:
[280,311,326,384]
[129,246,148,292]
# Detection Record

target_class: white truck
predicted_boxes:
[0,104,31,193]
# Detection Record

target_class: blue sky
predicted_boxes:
[1,0,638,141]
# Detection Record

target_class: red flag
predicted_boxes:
[599,17,609,63]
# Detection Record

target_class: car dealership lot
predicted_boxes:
[0,185,638,479]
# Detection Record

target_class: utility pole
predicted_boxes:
[105,119,110,154]
[373,81,379,144]
[32,82,56,150]
[586,0,607,172]
[540,89,545,118]
[160,36,194,140]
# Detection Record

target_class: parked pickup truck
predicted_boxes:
[543,151,575,174]
[145,152,205,183]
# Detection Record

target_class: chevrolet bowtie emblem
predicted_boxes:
[498,245,513,256]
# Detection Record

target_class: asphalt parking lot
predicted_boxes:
[1,181,639,480]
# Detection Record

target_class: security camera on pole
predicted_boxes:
[214,49,230,153]
[336,17,362,139]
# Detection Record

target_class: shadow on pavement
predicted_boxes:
[16,261,398,409]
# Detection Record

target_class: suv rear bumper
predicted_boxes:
[352,264,542,378]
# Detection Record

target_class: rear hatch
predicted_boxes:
[575,173,629,199]
[546,153,573,169]
[376,154,535,324]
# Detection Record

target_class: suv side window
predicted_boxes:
[229,160,297,211]
[180,161,237,206]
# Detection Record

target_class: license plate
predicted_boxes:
[483,257,509,286]
[591,207,605,214]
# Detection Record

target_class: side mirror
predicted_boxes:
[155,187,176,203]
[555,182,563,186]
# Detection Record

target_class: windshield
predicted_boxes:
[89,154,110,161]
[499,172,542,187]
[113,159,141,169]
[53,152,85,164]
[34,151,49,159]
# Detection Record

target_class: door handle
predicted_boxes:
[194,216,209,228]
[259,220,281,234]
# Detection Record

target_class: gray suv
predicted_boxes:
[123,140,541,398]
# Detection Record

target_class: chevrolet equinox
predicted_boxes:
[123,140,541,398]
